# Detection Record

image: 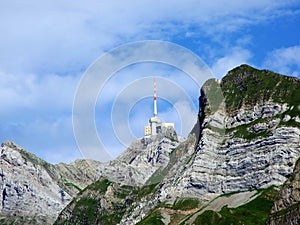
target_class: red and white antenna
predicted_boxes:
[153,77,157,117]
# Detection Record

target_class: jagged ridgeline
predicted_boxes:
[1,65,300,225]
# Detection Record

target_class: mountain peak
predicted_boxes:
[221,64,300,113]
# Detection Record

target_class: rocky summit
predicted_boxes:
[2,64,300,225]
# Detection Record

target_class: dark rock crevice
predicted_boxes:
[2,187,7,209]
[192,88,207,152]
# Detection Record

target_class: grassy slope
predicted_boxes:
[54,178,160,225]
[194,186,278,225]
[221,64,300,113]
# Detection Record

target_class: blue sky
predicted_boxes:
[1,1,300,163]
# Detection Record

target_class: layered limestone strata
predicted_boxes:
[159,102,300,202]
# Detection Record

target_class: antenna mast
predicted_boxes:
[154,77,157,117]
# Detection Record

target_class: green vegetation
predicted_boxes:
[202,78,224,114]
[136,182,159,200]
[222,65,300,113]
[194,186,278,225]
[71,197,98,223]
[64,195,127,225]
[173,198,200,210]
[113,184,134,199]
[226,120,271,140]
[64,182,82,192]
[136,198,200,225]
[136,210,164,225]
[55,178,133,225]
[277,109,300,128]
[55,178,162,225]
[19,147,46,166]
[85,179,112,193]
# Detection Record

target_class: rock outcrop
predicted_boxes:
[266,158,300,225]
[0,141,101,224]
[96,130,181,186]
[158,65,300,200]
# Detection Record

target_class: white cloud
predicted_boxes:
[263,45,300,77]
[0,0,299,162]
[0,71,80,163]
[211,48,252,78]
[0,71,79,114]
[0,0,297,74]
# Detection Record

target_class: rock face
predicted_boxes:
[0,141,101,224]
[158,65,300,201]
[96,129,181,186]
[55,127,182,225]
[266,158,300,225]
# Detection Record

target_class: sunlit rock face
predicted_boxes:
[96,125,181,186]
[0,141,101,224]
[159,65,300,202]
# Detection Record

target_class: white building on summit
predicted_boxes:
[144,78,175,137]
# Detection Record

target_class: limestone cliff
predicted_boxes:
[96,128,181,186]
[159,64,300,200]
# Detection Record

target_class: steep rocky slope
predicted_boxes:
[0,141,101,224]
[160,64,300,200]
[55,64,300,225]
[266,158,300,225]
[96,128,180,186]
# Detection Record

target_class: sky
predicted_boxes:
[1,0,300,163]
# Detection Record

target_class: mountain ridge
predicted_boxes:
[1,64,300,224]
[55,64,300,225]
